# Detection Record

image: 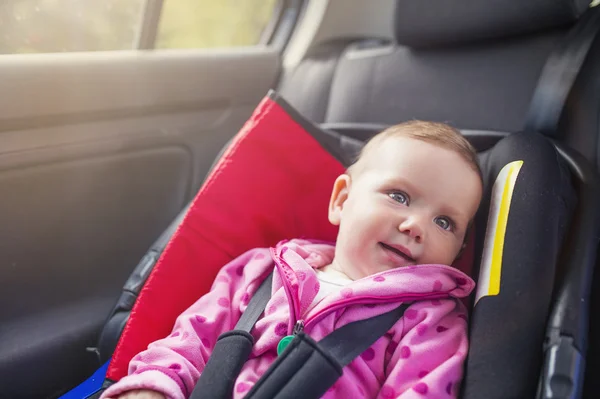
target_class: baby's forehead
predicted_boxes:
[357,136,482,197]
[360,135,425,159]
[359,135,478,174]
[356,136,444,168]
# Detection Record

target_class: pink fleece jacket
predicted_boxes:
[101,239,474,399]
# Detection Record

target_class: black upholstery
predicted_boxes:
[393,0,590,48]
[278,4,600,170]
[278,40,358,124]
[525,6,600,137]
[323,31,600,169]
[326,34,560,130]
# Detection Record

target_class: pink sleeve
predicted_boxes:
[378,300,470,399]
[100,248,271,399]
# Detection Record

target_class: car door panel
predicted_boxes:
[0,48,279,398]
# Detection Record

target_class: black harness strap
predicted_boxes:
[525,5,600,137]
[319,302,411,368]
[243,302,411,399]
[190,271,411,399]
[235,271,273,332]
[189,272,273,399]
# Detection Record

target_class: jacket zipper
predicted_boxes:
[272,247,302,334]
[293,319,304,335]
[273,246,453,334]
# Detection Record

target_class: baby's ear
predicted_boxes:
[328,174,351,226]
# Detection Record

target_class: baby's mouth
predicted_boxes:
[379,242,416,264]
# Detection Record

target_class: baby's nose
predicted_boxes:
[398,217,423,242]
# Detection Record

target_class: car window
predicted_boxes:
[0,0,280,54]
[157,0,279,49]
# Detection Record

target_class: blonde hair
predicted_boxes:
[349,120,483,182]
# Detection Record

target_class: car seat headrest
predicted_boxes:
[394,0,591,48]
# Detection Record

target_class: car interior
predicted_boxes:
[1,0,600,398]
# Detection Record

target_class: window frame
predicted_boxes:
[136,0,163,50]
[135,0,305,51]
[260,0,305,50]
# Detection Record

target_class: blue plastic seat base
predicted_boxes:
[59,360,109,399]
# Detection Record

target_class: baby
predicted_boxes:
[103,121,483,399]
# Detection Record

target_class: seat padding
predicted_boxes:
[107,93,344,381]
[393,0,589,48]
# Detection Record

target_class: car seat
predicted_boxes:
[61,79,597,399]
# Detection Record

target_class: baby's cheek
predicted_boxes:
[449,240,465,263]
[426,240,460,266]
[342,233,367,260]
[335,232,362,266]
[338,222,360,249]
[353,212,380,238]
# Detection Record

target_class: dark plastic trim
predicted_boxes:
[94,130,238,362]
[262,0,306,51]
[539,336,584,399]
[95,202,190,362]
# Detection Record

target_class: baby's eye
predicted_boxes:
[389,191,409,205]
[434,216,454,231]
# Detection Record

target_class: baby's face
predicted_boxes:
[328,136,482,280]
